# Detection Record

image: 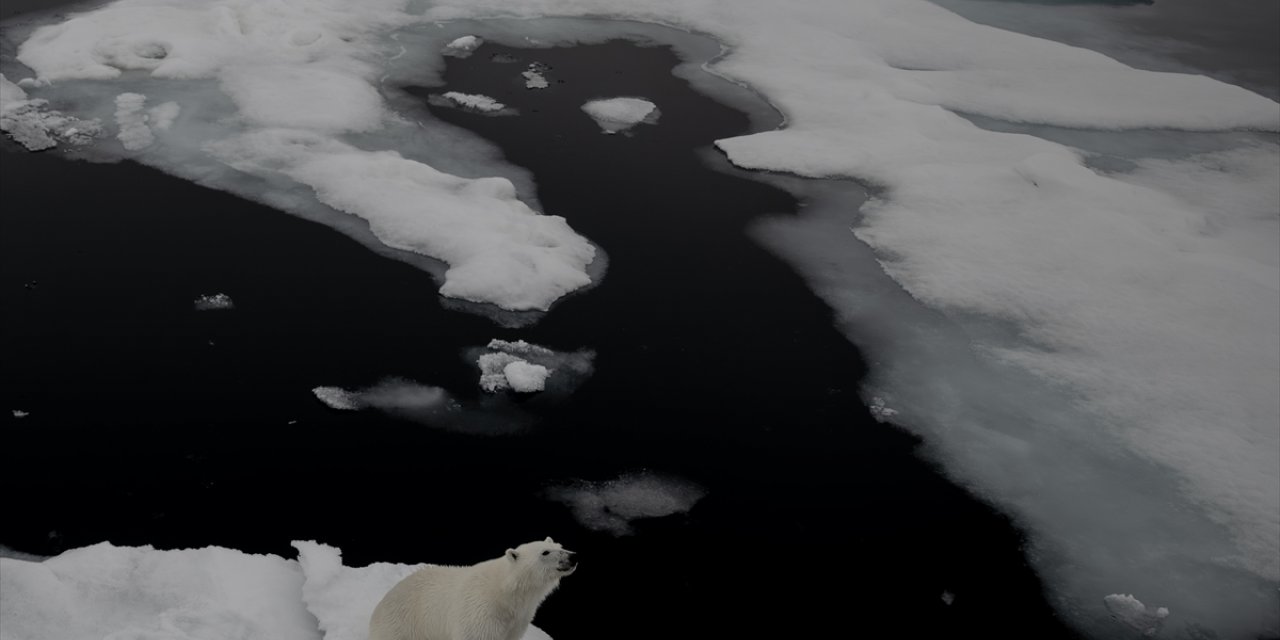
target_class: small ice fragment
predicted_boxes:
[941,591,954,606]
[522,63,549,89]
[312,387,359,410]
[1104,594,1169,636]
[869,396,898,421]
[12,410,29,419]
[193,293,234,311]
[580,97,658,134]
[477,352,521,392]
[443,35,482,57]
[546,472,707,536]
[440,92,505,112]
[503,360,550,393]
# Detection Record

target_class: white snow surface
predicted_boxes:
[581,97,657,133]
[0,542,320,640]
[0,541,553,640]
[441,91,506,112]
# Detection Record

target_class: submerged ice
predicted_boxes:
[546,472,706,536]
[3,0,1279,637]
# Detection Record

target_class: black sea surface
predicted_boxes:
[0,31,1082,640]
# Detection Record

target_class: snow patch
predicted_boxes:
[113,92,154,150]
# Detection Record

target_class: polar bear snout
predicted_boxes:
[556,550,577,574]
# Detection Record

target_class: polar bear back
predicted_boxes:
[368,559,532,640]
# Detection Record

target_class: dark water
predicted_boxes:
[1,36,1081,640]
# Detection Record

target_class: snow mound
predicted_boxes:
[503,360,551,392]
[581,97,659,134]
[546,472,706,536]
[0,542,320,640]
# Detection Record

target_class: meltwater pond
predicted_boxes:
[1,32,1083,640]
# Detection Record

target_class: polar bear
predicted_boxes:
[369,538,577,640]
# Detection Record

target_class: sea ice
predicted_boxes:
[443,34,483,57]
[1104,593,1170,637]
[193,292,234,310]
[546,472,706,536]
[0,73,100,150]
[580,97,658,134]
[114,92,154,150]
[440,91,506,112]
[474,338,592,394]
[522,63,549,89]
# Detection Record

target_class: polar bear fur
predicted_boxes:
[369,538,577,640]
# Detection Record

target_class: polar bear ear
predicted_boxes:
[506,549,518,562]
[544,537,555,543]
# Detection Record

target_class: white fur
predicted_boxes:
[369,538,575,640]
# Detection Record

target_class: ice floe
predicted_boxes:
[581,97,658,134]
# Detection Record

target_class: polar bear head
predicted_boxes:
[505,537,578,584]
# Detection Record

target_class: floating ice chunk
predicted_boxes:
[147,101,180,130]
[11,410,28,419]
[193,292,235,310]
[581,97,659,134]
[522,63,549,89]
[478,352,522,393]
[207,130,595,311]
[1104,594,1170,636]
[547,472,706,536]
[312,380,450,415]
[0,73,101,150]
[941,591,955,606]
[868,396,898,422]
[0,542,320,640]
[313,386,359,411]
[443,35,483,57]
[503,360,550,393]
[292,541,552,640]
[114,92,153,150]
[475,339,592,394]
[440,91,506,112]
